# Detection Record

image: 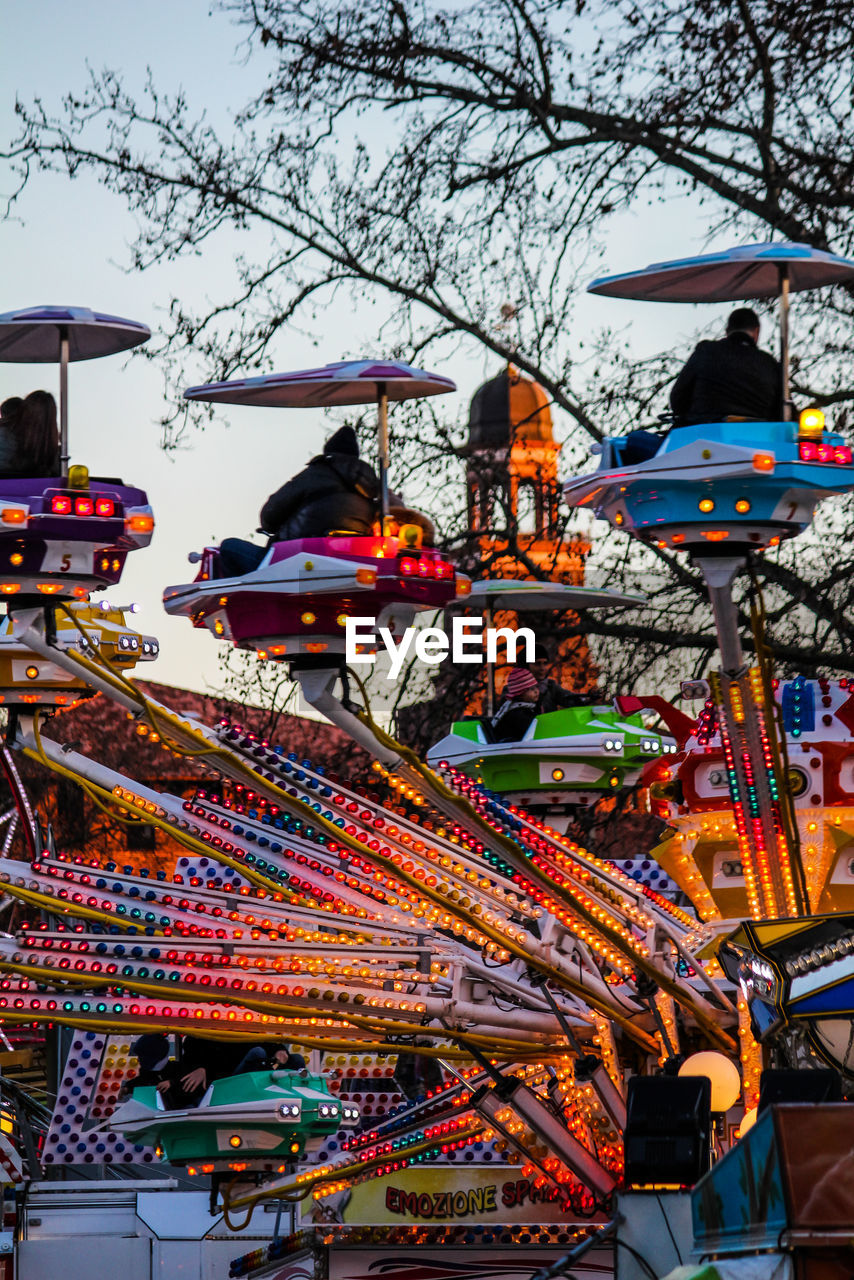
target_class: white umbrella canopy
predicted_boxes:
[587,242,854,302]
[183,360,455,407]
[0,305,151,461]
[587,242,854,420]
[184,360,456,517]
[448,578,646,612]
[0,306,151,362]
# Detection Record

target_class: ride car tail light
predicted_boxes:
[417,556,435,578]
[399,556,417,575]
[798,441,853,464]
[433,560,453,579]
[752,453,775,472]
[125,513,154,534]
[355,568,377,585]
[0,508,27,526]
[50,493,118,516]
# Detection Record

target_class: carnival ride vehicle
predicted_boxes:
[163,533,463,661]
[429,700,678,815]
[0,601,158,709]
[106,1068,360,1170]
[429,580,679,817]
[564,244,854,557]
[163,363,466,660]
[5,296,854,1261]
[0,307,154,605]
[563,414,854,556]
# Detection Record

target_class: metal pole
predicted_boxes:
[59,328,70,467]
[779,265,791,421]
[696,557,746,674]
[485,602,495,719]
[377,383,390,523]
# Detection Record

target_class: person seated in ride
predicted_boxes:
[217,425,380,577]
[0,398,23,472]
[221,1040,308,1074]
[529,643,597,711]
[669,306,783,426]
[119,1033,181,1102]
[0,390,61,477]
[490,666,541,742]
[166,1035,308,1108]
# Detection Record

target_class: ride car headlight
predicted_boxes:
[277,1102,301,1119]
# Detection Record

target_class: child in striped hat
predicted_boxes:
[490,666,540,742]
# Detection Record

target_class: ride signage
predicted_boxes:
[299,1165,576,1226]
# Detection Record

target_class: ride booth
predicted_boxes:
[678,1102,854,1280]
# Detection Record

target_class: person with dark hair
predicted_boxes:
[15,390,61,476]
[0,398,23,473]
[490,666,541,742]
[260,425,379,539]
[218,425,380,576]
[0,390,60,476]
[119,1033,185,1103]
[171,1035,308,1107]
[670,307,783,425]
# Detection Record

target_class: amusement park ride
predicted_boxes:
[0,245,853,1278]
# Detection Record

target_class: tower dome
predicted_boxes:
[466,365,553,452]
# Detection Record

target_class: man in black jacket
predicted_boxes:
[218,426,379,576]
[670,308,783,425]
[259,425,378,541]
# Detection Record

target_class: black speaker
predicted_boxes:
[758,1068,841,1114]
[623,1075,711,1187]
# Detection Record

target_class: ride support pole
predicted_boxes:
[697,556,807,919]
[697,557,745,675]
[779,265,792,422]
[59,328,70,467]
[377,383,390,520]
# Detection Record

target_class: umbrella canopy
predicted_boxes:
[0,306,151,362]
[449,579,646,612]
[0,306,150,463]
[183,360,455,407]
[587,242,854,303]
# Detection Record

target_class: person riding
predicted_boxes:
[0,390,61,476]
[490,666,541,742]
[218,424,380,576]
[122,1034,307,1109]
[670,307,783,425]
[260,424,379,540]
[529,643,597,711]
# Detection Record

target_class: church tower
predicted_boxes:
[464,364,589,583]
